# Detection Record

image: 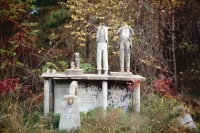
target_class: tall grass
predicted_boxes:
[0,82,199,132]
[0,86,45,133]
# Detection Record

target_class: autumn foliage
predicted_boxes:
[152,77,173,95]
[126,79,141,91]
[0,78,20,95]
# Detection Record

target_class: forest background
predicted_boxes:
[1,0,200,94]
[1,0,200,132]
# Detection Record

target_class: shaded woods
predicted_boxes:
[1,0,200,94]
[0,0,200,132]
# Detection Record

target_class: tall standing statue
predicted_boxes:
[117,24,134,72]
[96,26,110,75]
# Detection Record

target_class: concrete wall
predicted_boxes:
[53,80,132,114]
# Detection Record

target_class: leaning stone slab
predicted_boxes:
[66,69,84,75]
[175,106,197,129]
[110,72,133,76]
[59,95,80,131]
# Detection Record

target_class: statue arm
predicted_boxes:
[96,28,99,43]
[130,28,134,36]
[116,27,122,35]
[130,43,132,50]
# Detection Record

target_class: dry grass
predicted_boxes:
[0,89,199,133]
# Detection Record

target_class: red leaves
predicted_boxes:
[0,78,20,95]
[152,77,174,97]
[126,79,141,91]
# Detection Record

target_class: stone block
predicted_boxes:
[109,72,133,76]
[66,69,84,75]
[59,95,80,131]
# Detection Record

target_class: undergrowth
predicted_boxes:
[0,78,199,133]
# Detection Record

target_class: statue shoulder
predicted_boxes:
[117,27,123,34]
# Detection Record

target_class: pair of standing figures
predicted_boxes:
[96,24,134,74]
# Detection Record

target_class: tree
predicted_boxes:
[0,0,38,78]
[63,0,132,63]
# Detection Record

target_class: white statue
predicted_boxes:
[96,26,110,75]
[117,24,134,72]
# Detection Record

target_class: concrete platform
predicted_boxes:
[66,69,84,75]
[41,73,146,81]
[41,72,146,116]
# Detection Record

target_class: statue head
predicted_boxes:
[68,99,73,105]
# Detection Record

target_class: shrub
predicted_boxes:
[0,78,45,133]
[0,78,20,95]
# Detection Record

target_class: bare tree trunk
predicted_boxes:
[85,15,92,63]
[172,9,177,87]
[85,0,92,63]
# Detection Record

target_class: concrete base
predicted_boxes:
[110,72,133,76]
[66,69,84,75]
[41,73,146,116]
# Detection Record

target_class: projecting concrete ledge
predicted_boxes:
[41,73,146,81]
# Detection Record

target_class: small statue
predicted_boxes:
[96,25,110,75]
[71,62,75,69]
[117,24,134,72]
[74,53,80,69]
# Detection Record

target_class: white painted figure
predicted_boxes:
[96,26,110,75]
[117,24,134,72]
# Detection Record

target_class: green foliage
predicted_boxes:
[79,59,96,74]
[42,61,59,72]
[141,94,200,132]
[182,60,200,93]
[0,84,44,132]
[1,84,199,133]
[40,53,69,73]
[43,8,70,28]
[79,108,137,132]
[133,37,143,44]
[179,42,198,52]
[34,0,64,6]
[146,77,153,84]
[51,114,60,129]
[42,60,68,73]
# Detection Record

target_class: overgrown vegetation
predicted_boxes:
[0,80,199,132]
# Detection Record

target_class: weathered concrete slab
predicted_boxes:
[175,106,197,129]
[110,72,133,76]
[41,73,146,81]
[54,80,70,114]
[59,95,80,131]
[66,69,84,75]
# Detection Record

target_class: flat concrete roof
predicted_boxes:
[41,73,146,81]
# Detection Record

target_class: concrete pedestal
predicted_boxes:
[41,73,146,116]
[66,69,84,75]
